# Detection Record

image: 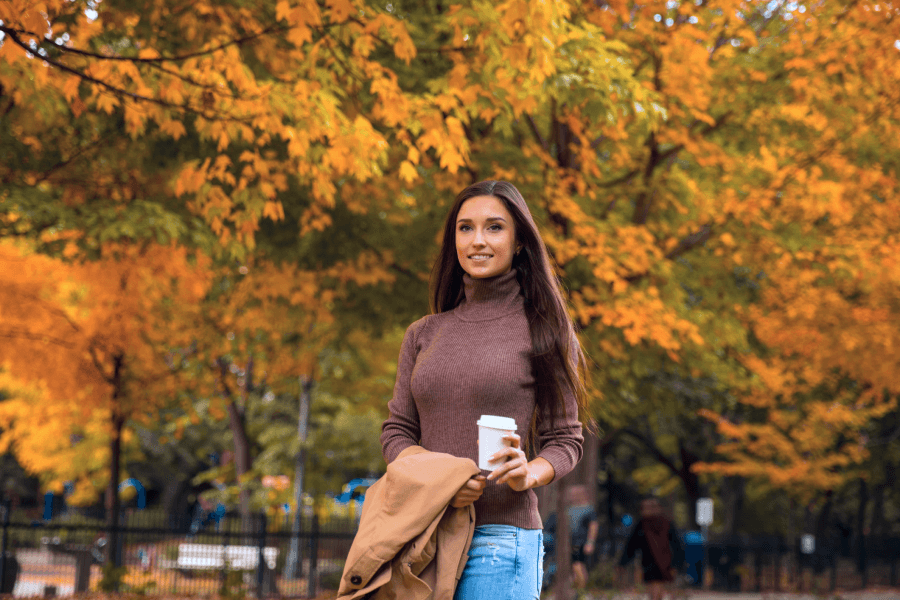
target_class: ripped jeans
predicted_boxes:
[453,524,543,600]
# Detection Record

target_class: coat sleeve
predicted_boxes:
[380,321,422,464]
[534,365,584,483]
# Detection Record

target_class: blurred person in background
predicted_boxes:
[617,496,684,600]
[567,484,599,591]
[540,484,599,595]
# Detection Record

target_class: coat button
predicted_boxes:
[350,575,362,585]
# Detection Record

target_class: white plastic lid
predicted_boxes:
[477,415,517,431]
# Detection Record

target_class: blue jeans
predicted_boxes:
[453,525,544,600]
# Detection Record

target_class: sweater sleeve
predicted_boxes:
[380,321,422,464]
[535,372,584,483]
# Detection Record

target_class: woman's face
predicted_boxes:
[455,195,518,279]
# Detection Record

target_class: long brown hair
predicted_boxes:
[429,180,594,456]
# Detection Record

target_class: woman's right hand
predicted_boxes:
[450,475,486,508]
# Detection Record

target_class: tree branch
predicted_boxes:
[597,168,640,189]
[525,114,549,152]
[0,23,289,64]
[631,132,659,225]
[621,427,681,477]
[0,331,77,349]
[33,133,118,185]
[664,223,713,261]
[217,357,235,402]
[1,28,256,123]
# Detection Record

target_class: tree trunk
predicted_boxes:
[815,490,834,541]
[722,476,746,536]
[227,399,252,533]
[161,477,189,524]
[554,477,573,600]
[584,428,599,509]
[106,412,125,570]
[285,375,313,580]
[678,440,703,527]
[869,482,886,538]
[105,354,125,576]
[856,478,868,580]
[219,356,254,534]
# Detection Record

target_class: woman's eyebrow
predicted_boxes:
[456,216,508,224]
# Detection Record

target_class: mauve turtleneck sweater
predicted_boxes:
[380,268,584,529]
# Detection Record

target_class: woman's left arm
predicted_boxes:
[531,382,585,484]
[486,370,585,491]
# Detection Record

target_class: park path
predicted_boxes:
[571,590,900,600]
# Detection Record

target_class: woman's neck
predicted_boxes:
[456,268,523,322]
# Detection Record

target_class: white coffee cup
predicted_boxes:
[477,415,517,471]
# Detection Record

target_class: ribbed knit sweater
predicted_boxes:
[380,268,584,530]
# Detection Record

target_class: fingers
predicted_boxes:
[487,445,524,464]
[452,492,481,508]
[502,433,521,448]
[491,464,527,485]
[451,474,487,508]
[486,446,526,482]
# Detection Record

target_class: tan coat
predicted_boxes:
[337,445,481,600]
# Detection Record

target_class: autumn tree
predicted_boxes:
[0,239,210,563]
[3,0,900,561]
[396,0,900,502]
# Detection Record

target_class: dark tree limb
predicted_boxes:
[525,114,549,152]
[1,27,255,122]
[0,331,77,349]
[0,23,288,64]
[664,223,713,261]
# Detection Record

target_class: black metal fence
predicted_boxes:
[0,505,358,598]
[2,503,898,597]
[586,530,900,594]
[698,533,900,593]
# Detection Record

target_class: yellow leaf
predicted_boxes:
[399,160,418,183]
[159,120,186,140]
[326,0,355,22]
[263,201,284,221]
[275,0,290,21]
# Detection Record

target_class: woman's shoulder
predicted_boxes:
[403,311,455,340]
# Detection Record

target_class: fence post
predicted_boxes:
[220,514,230,592]
[0,499,8,593]
[255,512,266,598]
[116,509,125,568]
[307,513,319,599]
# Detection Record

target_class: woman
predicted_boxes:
[380,180,592,600]
[617,496,684,600]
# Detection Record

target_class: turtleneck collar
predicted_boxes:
[456,268,524,322]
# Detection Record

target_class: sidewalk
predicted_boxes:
[570,590,900,600]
